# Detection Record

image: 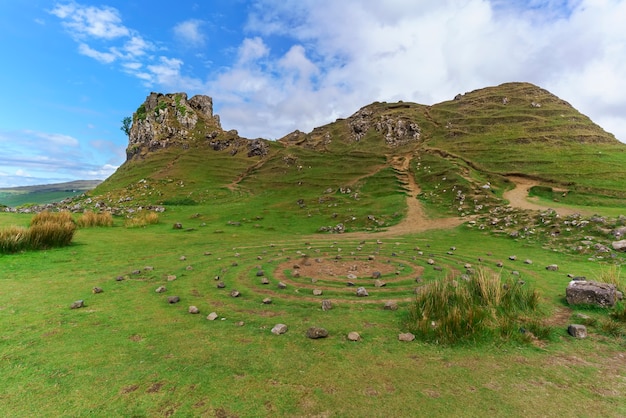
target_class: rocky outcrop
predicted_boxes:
[566,280,617,307]
[127,92,223,160]
[347,105,421,146]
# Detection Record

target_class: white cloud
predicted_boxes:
[237,37,270,64]
[173,19,206,47]
[78,43,117,63]
[50,2,129,39]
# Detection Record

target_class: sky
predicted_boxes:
[1,0,625,188]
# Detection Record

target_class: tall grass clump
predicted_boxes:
[77,210,113,227]
[405,268,540,345]
[124,211,159,228]
[595,265,624,292]
[0,226,29,253]
[28,211,76,249]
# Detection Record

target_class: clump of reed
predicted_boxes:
[76,210,113,227]
[0,211,77,253]
[124,211,159,228]
[405,268,541,345]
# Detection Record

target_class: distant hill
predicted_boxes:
[70,82,626,231]
[0,180,102,207]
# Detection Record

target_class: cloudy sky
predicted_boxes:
[1,0,625,187]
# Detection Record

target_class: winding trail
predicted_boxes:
[503,176,588,216]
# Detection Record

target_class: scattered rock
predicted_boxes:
[347,273,358,280]
[262,297,272,304]
[306,327,329,339]
[321,299,332,311]
[356,287,369,297]
[384,301,398,311]
[372,271,381,279]
[566,280,617,307]
[167,296,180,304]
[188,306,200,314]
[347,332,361,341]
[374,279,386,288]
[179,256,186,261]
[216,281,226,288]
[277,282,287,289]
[186,265,194,271]
[167,275,177,281]
[92,287,103,294]
[155,286,166,293]
[545,264,559,271]
[115,276,125,281]
[509,255,517,261]
[398,332,415,342]
[568,324,587,338]
[256,270,265,277]
[173,223,183,229]
[271,324,288,335]
[313,289,323,296]
[207,312,218,321]
[261,277,270,285]
[70,300,84,309]
[611,240,626,252]
[427,259,435,265]
[524,259,533,265]
[230,290,241,298]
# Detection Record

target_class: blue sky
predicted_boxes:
[1,0,625,187]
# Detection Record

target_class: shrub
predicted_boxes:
[0,226,29,253]
[405,268,541,345]
[30,210,73,226]
[77,211,113,227]
[594,265,624,293]
[125,212,159,228]
[28,220,76,249]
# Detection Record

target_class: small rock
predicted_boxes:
[188,306,200,314]
[235,321,245,326]
[70,300,84,309]
[356,287,369,297]
[230,290,241,298]
[256,270,265,277]
[173,223,183,229]
[346,281,355,287]
[167,275,177,281]
[262,297,272,304]
[374,280,386,288]
[186,265,194,271]
[568,324,587,338]
[179,256,186,261]
[167,296,180,304]
[398,332,415,342]
[115,276,125,281]
[92,287,103,294]
[277,282,287,289]
[155,286,167,293]
[131,270,141,275]
[427,259,435,265]
[261,277,270,285]
[496,261,504,268]
[313,289,323,296]
[546,264,559,271]
[347,331,361,341]
[306,327,328,339]
[216,281,226,288]
[371,271,381,279]
[347,273,357,280]
[321,299,332,311]
[206,312,218,321]
[524,259,533,265]
[271,324,288,335]
[384,301,398,311]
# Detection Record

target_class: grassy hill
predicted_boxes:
[2,82,626,417]
[0,180,102,207]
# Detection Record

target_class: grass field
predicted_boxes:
[2,204,626,417]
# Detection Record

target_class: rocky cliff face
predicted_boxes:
[126,92,224,160]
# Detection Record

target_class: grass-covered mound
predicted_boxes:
[405,268,546,345]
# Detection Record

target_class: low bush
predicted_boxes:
[125,212,159,228]
[405,268,541,345]
[28,220,76,249]
[0,226,29,253]
[77,211,113,227]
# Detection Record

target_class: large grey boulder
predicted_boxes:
[566,280,617,307]
[612,240,626,251]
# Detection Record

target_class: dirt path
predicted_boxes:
[504,176,587,216]
[335,154,465,239]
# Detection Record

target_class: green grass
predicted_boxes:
[2,207,626,416]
